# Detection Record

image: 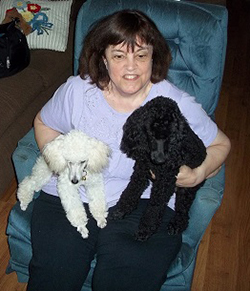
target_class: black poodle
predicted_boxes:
[111,96,207,241]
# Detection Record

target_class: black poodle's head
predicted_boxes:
[120,96,189,164]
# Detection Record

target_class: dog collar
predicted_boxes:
[82,170,87,181]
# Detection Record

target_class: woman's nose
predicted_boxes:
[125,56,137,70]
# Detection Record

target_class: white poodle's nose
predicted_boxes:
[71,178,79,184]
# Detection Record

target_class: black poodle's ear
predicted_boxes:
[120,107,149,158]
[169,107,189,144]
[168,105,207,167]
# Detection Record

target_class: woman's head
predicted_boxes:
[79,9,171,89]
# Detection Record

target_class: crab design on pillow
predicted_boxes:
[12,0,53,35]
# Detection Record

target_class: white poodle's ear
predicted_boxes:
[42,135,67,174]
[87,141,111,173]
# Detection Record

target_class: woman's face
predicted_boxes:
[104,41,153,99]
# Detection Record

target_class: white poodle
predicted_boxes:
[17,130,111,238]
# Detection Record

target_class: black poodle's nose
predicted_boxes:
[150,139,167,164]
[151,151,166,164]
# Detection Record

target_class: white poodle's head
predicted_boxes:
[67,160,88,184]
[42,130,111,175]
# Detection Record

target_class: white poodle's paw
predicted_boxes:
[20,202,28,211]
[97,218,107,229]
[77,225,89,238]
[17,189,33,211]
[68,214,89,238]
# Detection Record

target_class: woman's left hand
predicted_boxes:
[176,128,230,187]
[176,165,205,187]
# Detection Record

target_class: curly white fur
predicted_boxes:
[17,130,111,238]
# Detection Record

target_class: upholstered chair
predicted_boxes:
[6,1,228,290]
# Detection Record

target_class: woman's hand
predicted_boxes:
[149,169,156,180]
[176,165,204,187]
[176,128,230,187]
[175,165,221,187]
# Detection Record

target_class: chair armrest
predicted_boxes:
[12,128,40,183]
[182,164,225,248]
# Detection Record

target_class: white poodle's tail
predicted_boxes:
[17,156,53,210]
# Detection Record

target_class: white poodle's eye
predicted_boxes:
[81,160,88,169]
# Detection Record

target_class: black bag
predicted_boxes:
[0,18,30,78]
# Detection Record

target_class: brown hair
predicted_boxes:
[79,9,172,89]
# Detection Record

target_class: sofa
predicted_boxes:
[6,0,228,290]
[0,0,86,198]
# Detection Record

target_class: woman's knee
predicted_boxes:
[92,231,181,291]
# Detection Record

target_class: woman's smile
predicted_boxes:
[123,74,139,80]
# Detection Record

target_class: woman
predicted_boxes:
[28,9,231,291]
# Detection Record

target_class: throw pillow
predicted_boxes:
[0,0,73,52]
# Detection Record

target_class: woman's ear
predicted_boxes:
[102,56,108,69]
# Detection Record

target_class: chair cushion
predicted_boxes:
[12,128,40,183]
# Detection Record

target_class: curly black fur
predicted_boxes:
[111,96,207,241]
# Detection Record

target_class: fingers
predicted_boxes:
[149,169,156,180]
[176,165,202,187]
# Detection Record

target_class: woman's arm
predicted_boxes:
[34,111,61,151]
[176,128,231,187]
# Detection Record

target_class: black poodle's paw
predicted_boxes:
[134,229,153,242]
[109,208,127,220]
[167,216,189,235]
[167,223,183,235]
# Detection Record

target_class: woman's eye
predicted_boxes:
[136,54,149,61]
[113,55,125,60]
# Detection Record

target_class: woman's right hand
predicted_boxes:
[34,111,61,151]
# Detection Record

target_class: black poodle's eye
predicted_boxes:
[150,120,170,139]
[153,122,159,128]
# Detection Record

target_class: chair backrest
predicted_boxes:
[74,0,228,116]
